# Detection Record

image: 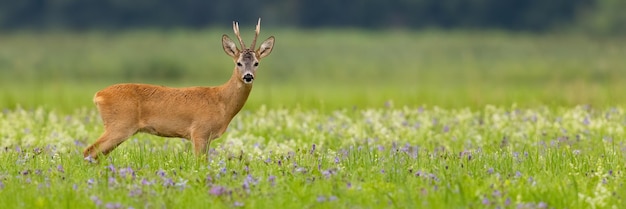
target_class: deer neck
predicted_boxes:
[218,68,253,118]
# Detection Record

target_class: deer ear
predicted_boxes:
[222,35,238,58]
[257,36,274,59]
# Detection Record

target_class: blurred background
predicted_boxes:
[1,0,625,112]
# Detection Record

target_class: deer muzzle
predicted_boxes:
[242,73,254,84]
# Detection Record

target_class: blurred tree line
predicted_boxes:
[0,0,624,34]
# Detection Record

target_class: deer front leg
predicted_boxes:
[191,129,218,157]
[192,137,210,156]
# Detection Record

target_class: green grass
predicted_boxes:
[1,30,625,112]
[1,106,625,208]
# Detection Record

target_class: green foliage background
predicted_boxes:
[1,30,625,112]
[1,0,626,34]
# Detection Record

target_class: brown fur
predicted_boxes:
[83,20,274,159]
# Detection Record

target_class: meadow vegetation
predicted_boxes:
[1,106,625,208]
[1,30,625,208]
[1,29,625,111]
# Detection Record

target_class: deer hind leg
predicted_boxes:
[84,125,137,159]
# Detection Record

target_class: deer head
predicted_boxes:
[222,18,275,84]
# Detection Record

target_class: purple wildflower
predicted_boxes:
[84,156,96,164]
[317,196,326,202]
[242,181,250,191]
[278,160,282,166]
[268,175,276,186]
[141,178,153,186]
[234,202,244,207]
[428,173,439,181]
[72,184,78,190]
[0,180,4,189]
[487,168,494,174]
[310,144,316,154]
[57,165,64,173]
[264,157,271,163]
[443,125,450,133]
[20,170,30,175]
[515,171,522,178]
[162,178,174,187]
[87,179,95,187]
[105,202,122,209]
[129,188,142,197]
[401,143,411,153]
[107,164,116,173]
[108,177,117,187]
[119,167,135,179]
[329,196,338,201]
[74,140,85,147]
[346,182,352,189]
[482,197,489,205]
[90,195,102,206]
[492,190,501,197]
[205,174,213,186]
[156,169,166,177]
[322,170,332,178]
[334,156,340,164]
[209,185,227,196]
[245,175,258,185]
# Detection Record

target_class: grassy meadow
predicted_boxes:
[1,29,626,208]
[1,30,625,111]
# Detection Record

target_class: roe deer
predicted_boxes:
[83,19,275,160]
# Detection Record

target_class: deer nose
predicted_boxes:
[242,74,254,83]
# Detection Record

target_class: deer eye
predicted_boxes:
[237,62,242,67]
[254,62,259,67]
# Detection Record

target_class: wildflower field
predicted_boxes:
[1,30,625,208]
[1,106,625,208]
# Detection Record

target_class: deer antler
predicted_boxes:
[250,18,261,50]
[232,21,246,49]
